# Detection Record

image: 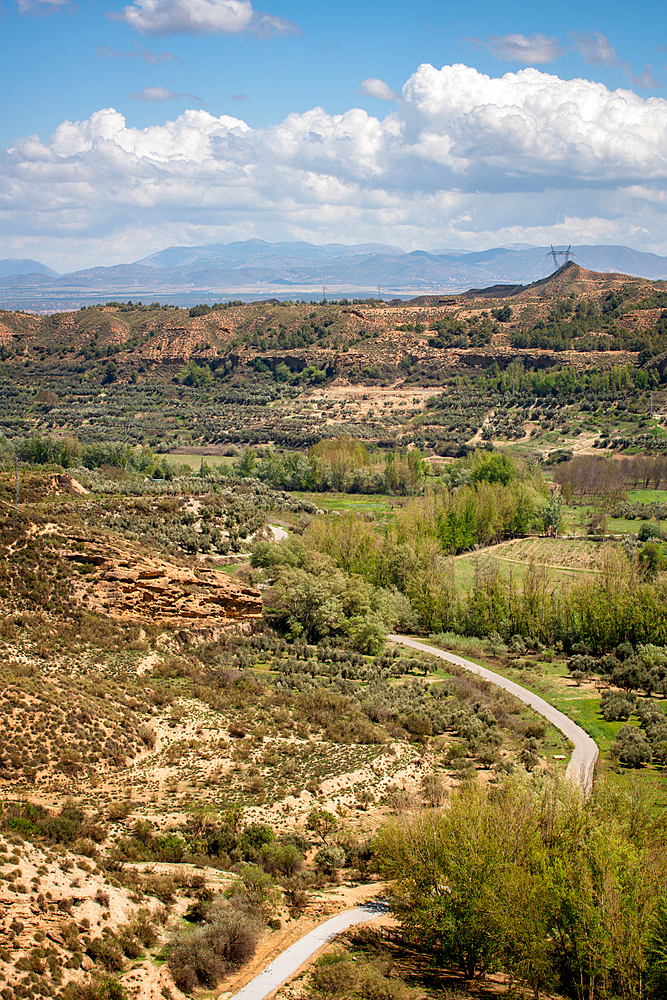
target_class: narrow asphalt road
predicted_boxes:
[268,524,289,543]
[230,902,388,1000]
[389,634,598,794]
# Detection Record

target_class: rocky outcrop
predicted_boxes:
[49,473,89,496]
[63,539,262,626]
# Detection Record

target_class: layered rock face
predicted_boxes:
[63,540,262,627]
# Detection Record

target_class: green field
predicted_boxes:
[626,489,667,504]
[166,452,236,471]
[561,488,667,537]
[453,536,607,591]
[564,506,645,535]
[295,491,399,520]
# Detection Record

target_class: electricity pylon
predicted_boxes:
[548,245,574,271]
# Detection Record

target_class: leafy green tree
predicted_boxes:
[260,842,304,878]
[226,863,279,919]
[314,844,346,876]
[178,359,211,387]
[271,553,375,644]
[611,658,653,694]
[375,777,667,999]
[542,490,563,537]
[613,725,652,766]
[237,447,256,477]
[271,565,343,641]
[102,361,118,384]
[307,809,338,844]
[492,305,512,322]
[639,541,666,579]
[375,786,510,978]
[384,449,427,495]
[437,493,478,553]
[306,511,378,577]
[252,536,306,571]
[472,453,516,486]
[639,522,662,543]
[349,611,387,655]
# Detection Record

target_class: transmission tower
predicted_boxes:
[548,244,574,271]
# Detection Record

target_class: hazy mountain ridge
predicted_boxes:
[0,257,60,279]
[1,241,666,309]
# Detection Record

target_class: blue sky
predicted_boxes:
[1,0,666,269]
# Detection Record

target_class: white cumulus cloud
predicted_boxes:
[2,63,667,264]
[359,78,399,100]
[111,0,297,37]
[46,107,249,159]
[113,0,252,36]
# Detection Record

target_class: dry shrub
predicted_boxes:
[107,801,133,821]
[169,926,226,991]
[281,874,310,913]
[87,933,125,972]
[61,977,128,1000]
[420,773,447,807]
[310,953,412,1000]
[311,956,359,996]
[206,905,259,964]
[137,723,156,749]
[74,836,100,858]
[168,903,259,993]
[359,967,412,1000]
[144,873,177,905]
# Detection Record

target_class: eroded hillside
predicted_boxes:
[0,264,665,463]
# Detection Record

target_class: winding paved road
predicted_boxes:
[230,902,388,1000]
[229,636,598,999]
[389,634,598,795]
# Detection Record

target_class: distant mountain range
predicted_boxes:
[1,240,666,310]
[0,257,59,280]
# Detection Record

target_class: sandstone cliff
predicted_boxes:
[62,538,262,627]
